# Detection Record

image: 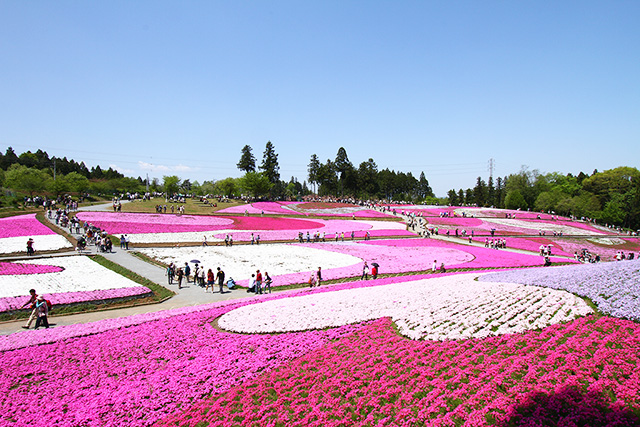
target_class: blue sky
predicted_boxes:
[1,1,638,196]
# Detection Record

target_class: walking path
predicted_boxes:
[0,208,260,336]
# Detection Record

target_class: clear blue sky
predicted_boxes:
[1,1,638,196]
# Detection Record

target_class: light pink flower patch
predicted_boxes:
[547,237,640,260]
[0,214,56,238]
[488,236,573,257]
[75,212,234,234]
[0,287,151,312]
[234,238,573,288]
[0,262,64,276]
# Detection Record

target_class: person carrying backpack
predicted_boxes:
[34,296,50,329]
[184,263,191,283]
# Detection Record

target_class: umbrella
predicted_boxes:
[371,262,379,267]
[190,259,201,264]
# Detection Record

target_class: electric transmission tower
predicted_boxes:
[488,158,495,179]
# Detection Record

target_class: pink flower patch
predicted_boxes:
[426,217,483,227]
[0,214,56,238]
[75,212,234,234]
[230,216,325,230]
[0,262,64,276]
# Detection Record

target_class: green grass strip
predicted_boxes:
[89,254,174,301]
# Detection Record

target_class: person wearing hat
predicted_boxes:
[26,238,35,256]
[34,296,49,329]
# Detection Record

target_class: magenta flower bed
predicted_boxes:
[311,209,392,218]
[0,262,64,276]
[228,216,325,230]
[384,205,460,217]
[0,286,151,313]
[157,315,640,426]
[217,201,301,215]
[0,297,365,427]
[0,214,56,238]
[75,212,235,234]
[0,274,435,353]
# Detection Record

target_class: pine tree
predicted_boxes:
[334,147,352,197]
[259,141,280,184]
[308,154,320,194]
[237,145,256,173]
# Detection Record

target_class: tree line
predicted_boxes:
[3,144,637,230]
[0,147,147,206]
[236,143,435,202]
[447,166,640,230]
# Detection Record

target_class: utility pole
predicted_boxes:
[146,174,149,193]
[488,158,495,180]
[53,158,56,181]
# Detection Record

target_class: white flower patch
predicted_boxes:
[355,220,408,231]
[0,235,73,254]
[218,273,593,340]
[482,217,605,236]
[126,220,406,244]
[587,237,626,246]
[126,231,225,244]
[138,244,362,282]
[0,256,146,298]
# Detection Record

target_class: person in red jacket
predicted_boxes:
[255,270,263,294]
[371,265,378,280]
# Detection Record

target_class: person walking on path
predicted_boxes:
[166,263,175,285]
[26,238,35,256]
[216,267,226,294]
[176,268,184,289]
[371,264,378,280]
[316,267,322,286]
[20,289,38,329]
[206,269,214,293]
[432,260,437,272]
[263,272,272,293]
[184,263,191,283]
[199,267,205,287]
[361,262,369,280]
[34,296,49,329]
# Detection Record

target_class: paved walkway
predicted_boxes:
[0,210,260,336]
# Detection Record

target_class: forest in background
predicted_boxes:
[1,145,638,230]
